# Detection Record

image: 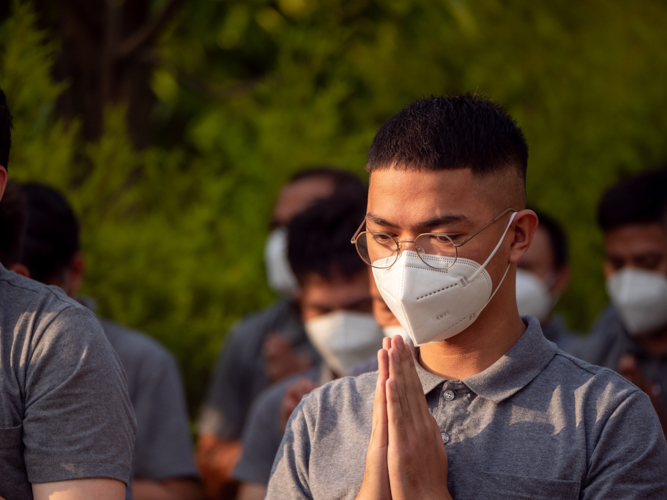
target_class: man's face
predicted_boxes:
[272,177,335,229]
[367,168,523,289]
[299,270,373,322]
[603,223,667,279]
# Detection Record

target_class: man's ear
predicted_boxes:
[0,166,7,201]
[65,252,86,298]
[508,209,539,264]
[9,263,30,278]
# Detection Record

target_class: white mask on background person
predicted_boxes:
[606,267,667,336]
[382,325,410,341]
[304,311,384,375]
[515,269,556,322]
[373,213,516,346]
[264,227,299,297]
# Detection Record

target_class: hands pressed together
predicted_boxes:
[357,336,452,500]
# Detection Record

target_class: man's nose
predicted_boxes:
[397,240,417,252]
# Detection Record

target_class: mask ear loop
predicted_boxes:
[469,212,518,283]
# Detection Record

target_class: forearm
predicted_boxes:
[196,435,242,499]
[133,479,201,500]
[32,478,126,500]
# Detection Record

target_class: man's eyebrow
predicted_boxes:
[366,212,469,229]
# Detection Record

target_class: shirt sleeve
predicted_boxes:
[234,383,288,485]
[265,398,314,500]
[583,389,667,500]
[23,305,137,485]
[131,349,199,481]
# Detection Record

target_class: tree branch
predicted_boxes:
[115,0,181,60]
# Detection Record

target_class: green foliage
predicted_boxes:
[3,0,667,412]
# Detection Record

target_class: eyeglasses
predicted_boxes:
[350,207,517,270]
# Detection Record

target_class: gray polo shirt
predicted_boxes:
[0,266,136,500]
[198,299,319,440]
[266,316,667,500]
[542,315,579,354]
[574,305,667,416]
[100,319,199,482]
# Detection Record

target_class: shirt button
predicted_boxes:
[443,390,455,401]
[441,432,450,444]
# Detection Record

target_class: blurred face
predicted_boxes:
[299,270,372,322]
[271,177,335,229]
[603,223,667,279]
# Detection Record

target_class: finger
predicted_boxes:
[401,340,432,423]
[386,377,408,445]
[383,336,392,351]
[370,349,389,449]
[389,346,412,426]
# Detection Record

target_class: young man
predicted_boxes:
[575,168,667,433]
[197,167,367,498]
[515,208,577,351]
[233,195,383,500]
[266,95,667,499]
[18,182,200,500]
[0,91,136,499]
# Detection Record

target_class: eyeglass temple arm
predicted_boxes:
[350,219,366,244]
[454,207,518,248]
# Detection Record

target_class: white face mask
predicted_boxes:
[382,325,409,341]
[373,213,516,346]
[264,228,299,297]
[606,267,667,336]
[515,269,556,322]
[304,311,384,375]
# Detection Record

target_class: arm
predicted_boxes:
[195,435,242,499]
[33,478,125,500]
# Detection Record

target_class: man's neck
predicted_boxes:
[418,311,526,380]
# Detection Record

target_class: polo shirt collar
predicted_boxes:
[415,316,558,402]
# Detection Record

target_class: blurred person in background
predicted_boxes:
[18,182,200,500]
[516,208,577,351]
[0,180,28,275]
[196,167,367,499]
[576,168,667,434]
[0,89,136,500]
[233,195,383,500]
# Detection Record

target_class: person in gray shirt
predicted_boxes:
[575,168,667,434]
[234,195,383,500]
[0,88,136,500]
[266,95,667,499]
[515,208,579,352]
[15,182,201,500]
[197,167,367,498]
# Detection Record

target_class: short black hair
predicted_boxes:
[289,166,367,200]
[366,94,528,184]
[0,88,13,171]
[288,194,367,283]
[532,208,569,270]
[597,168,667,233]
[0,181,27,267]
[21,182,80,283]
